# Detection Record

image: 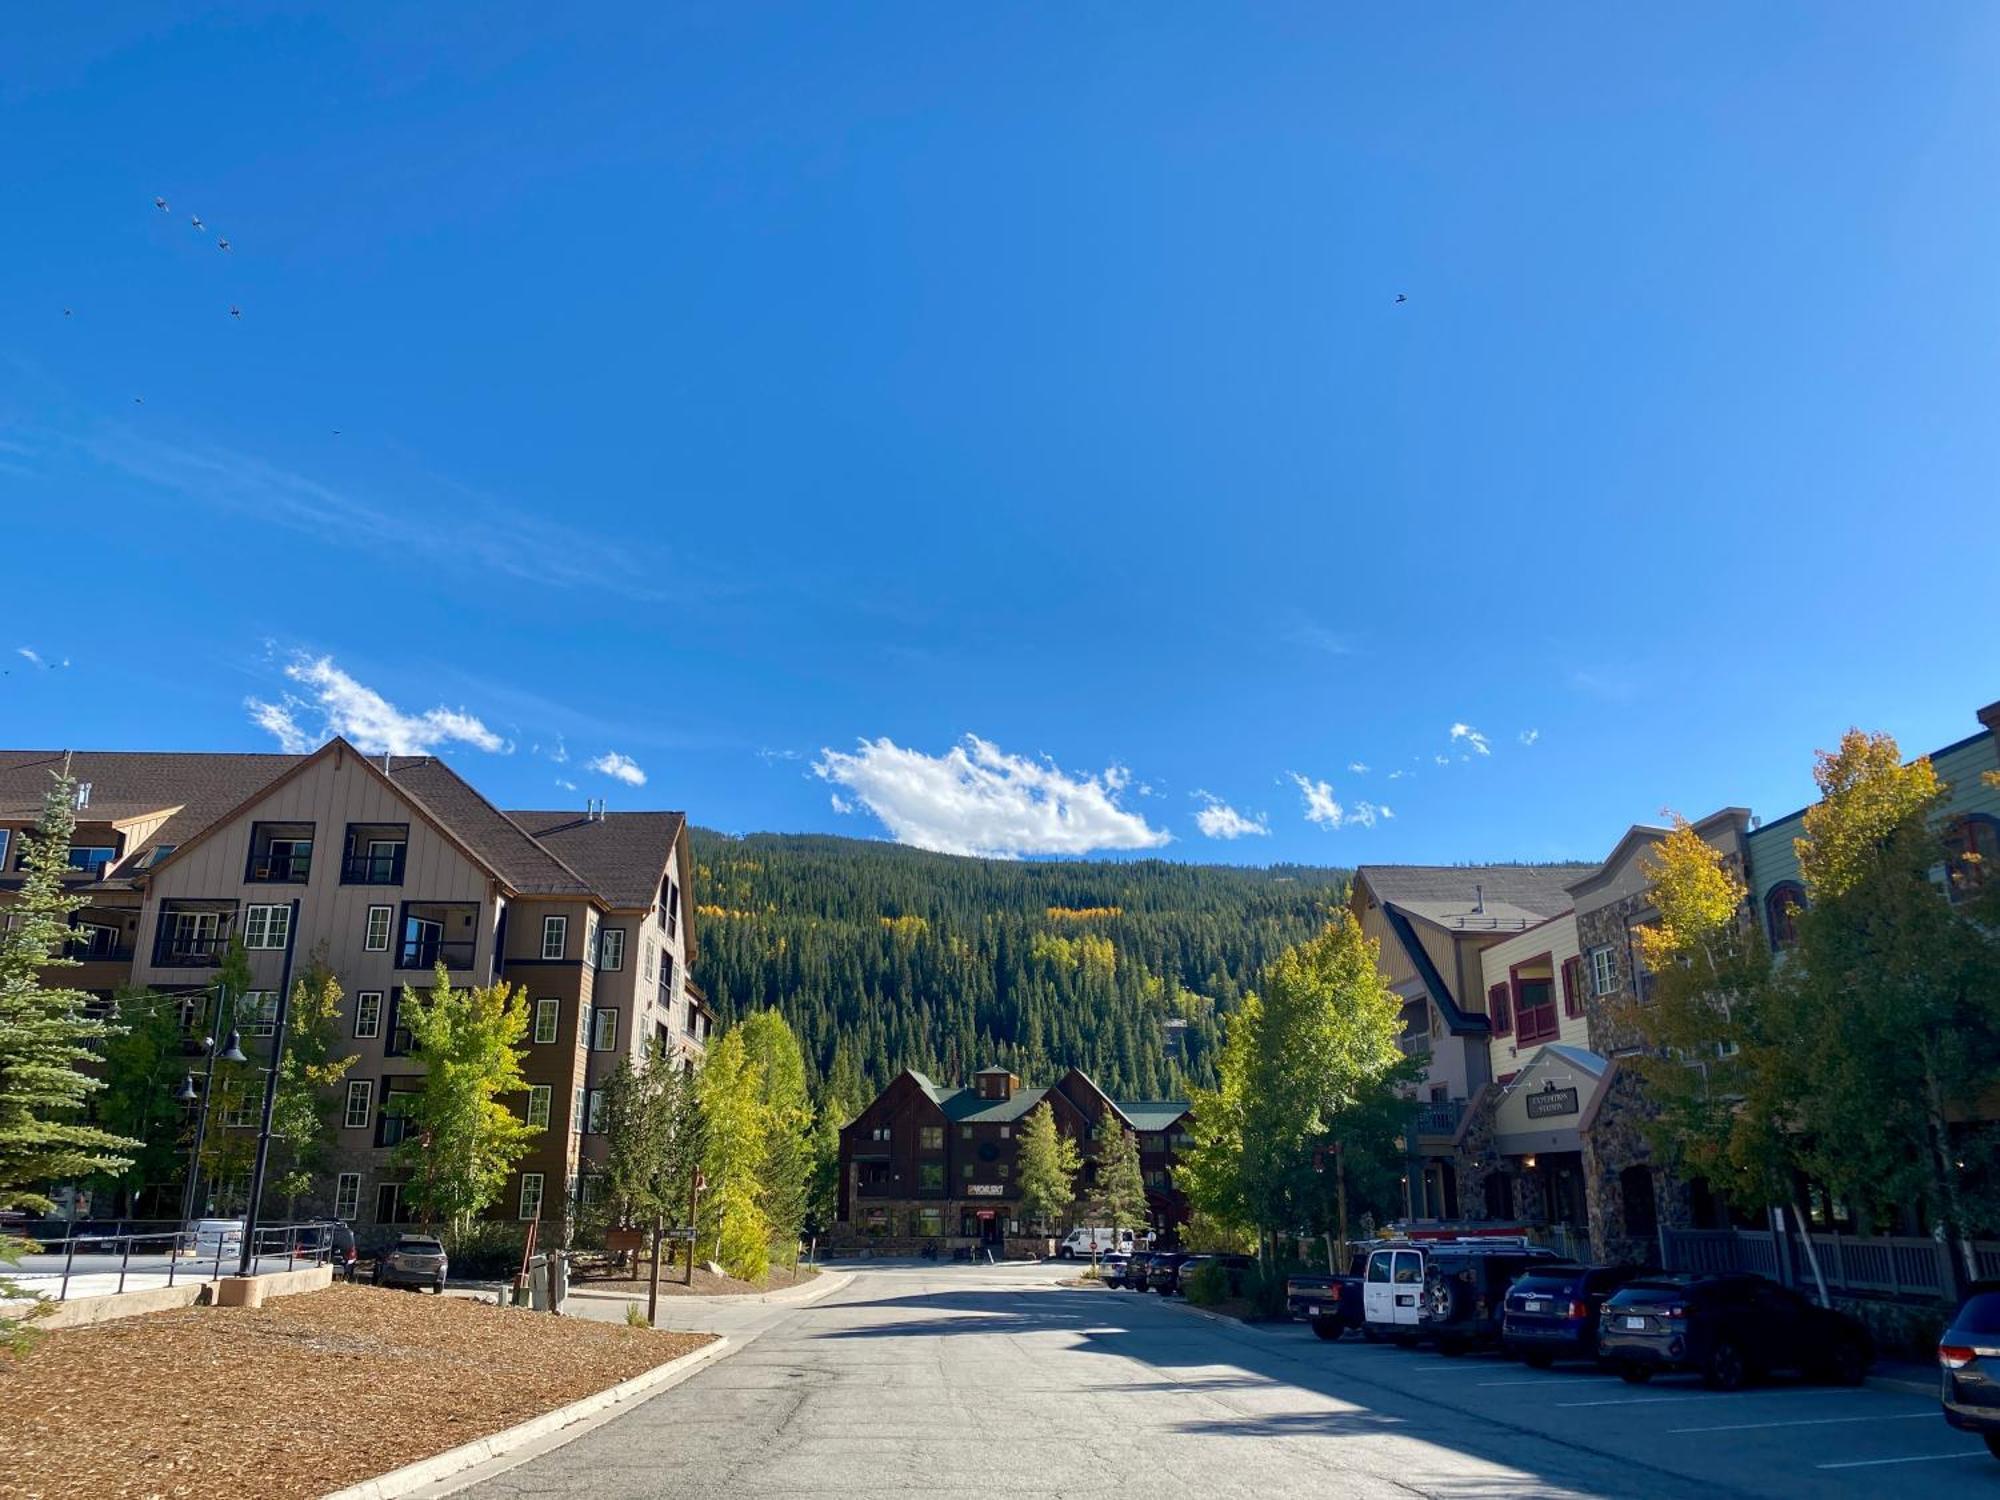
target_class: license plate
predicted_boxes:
[1313,1305,1329,1316]
[1524,1299,1545,1313]
[1623,1315,1646,1330]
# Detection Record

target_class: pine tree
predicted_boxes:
[88,987,195,1215]
[739,1009,813,1267]
[395,963,537,1236]
[1016,1102,1080,1233]
[1097,1126,1147,1232]
[0,769,136,1211]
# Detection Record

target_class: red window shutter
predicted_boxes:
[1561,957,1582,1018]
[1488,981,1512,1035]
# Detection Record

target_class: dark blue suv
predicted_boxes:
[1501,1263,1642,1367]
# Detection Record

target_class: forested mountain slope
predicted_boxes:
[690,830,1351,1100]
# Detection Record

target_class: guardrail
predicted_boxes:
[1663,1226,2000,1302]
[7,1221,335,1302]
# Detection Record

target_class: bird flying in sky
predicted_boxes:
[190,215,204,230]
[217,238,231,251]
[154,196,168,211]
[1394,293,1408,304]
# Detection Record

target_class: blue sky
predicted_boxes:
[4,4,1997,864]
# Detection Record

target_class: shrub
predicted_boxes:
[446,1221,528,1279]
[1185,1261,1228,1306]
[1242,1263,1291,1320]
[625,1302,651,1328]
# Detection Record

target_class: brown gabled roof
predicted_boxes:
[506,810,686,908]
[0,750,298,882]
[1356,863,1594,929]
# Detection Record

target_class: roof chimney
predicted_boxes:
[1473,882,1484,914]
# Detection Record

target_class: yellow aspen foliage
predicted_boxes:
[1634,815,1747,974]
[1796,729,1943,901]
[1046,906,1122,921]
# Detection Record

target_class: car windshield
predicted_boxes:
[1607,1282,1683,1304]
[397,1238,444,1253]
[1953,1291,2000,1334]
[1511,1273,1580,1293]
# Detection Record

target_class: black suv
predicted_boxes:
[1501,1263,1643,1367]
[1146,1251,1193,1294]
[1598,1273,1871,1390]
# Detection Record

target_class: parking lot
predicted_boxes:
[1195,1305,1993,1490]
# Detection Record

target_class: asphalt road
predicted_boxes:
[458,1260,1991,1499]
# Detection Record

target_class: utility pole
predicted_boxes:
[647,1210,663,1326]
[1334,1139,1350,1274]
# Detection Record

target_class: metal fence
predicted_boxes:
[7,1221,334,1303]
[1663,1226,2000,1302]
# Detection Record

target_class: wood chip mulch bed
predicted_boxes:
[1,1282,716,1500]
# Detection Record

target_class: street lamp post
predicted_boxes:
[177,985,247,1231]
[237,898,302,1277]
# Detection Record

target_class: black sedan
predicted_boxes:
[1940,1281,2000,1460]
[1597,1273,1870,1391]
[1501,1263,1642,1367]
[1123,1251,1154,1290]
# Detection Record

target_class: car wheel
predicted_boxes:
[1522,1352,1554,1370]
[1437,1336,1468,1357]
[1311,1318,1341,1342]
[1703,1339,1750,1392]
[1825,1338,1868,1387]
[1619,1364,1653,1384]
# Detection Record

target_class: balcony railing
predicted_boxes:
[247,852,312,883]
[1412,1099,1466,1138]
[152,933,231,967]
[397,938,475,971]
[341,849,407,885]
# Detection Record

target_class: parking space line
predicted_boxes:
[1559,1387,1845,1409]
[1557,1394,1714,1407]
[1669,1412,1934,1434]
[1815,1451,1987,1470]
[1478,1378,1610,1388]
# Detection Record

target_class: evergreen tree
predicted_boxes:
[695,1028,771,1280]
[1097,1126,1147,1233]
[395,963,537,1235]
[0,769,136,1211]
[1016,1102,1080,1232]
[88,987,194,1215]
[601,1051,699,1240]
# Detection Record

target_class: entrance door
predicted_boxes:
[977,1212,1001,1246]
[1391,1249,1425,1326]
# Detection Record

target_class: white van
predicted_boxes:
[1057,1227,1134,1260]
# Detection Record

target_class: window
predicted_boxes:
[919,1126,943,1150]
[585,914,600,967]
[375,1183,406,1224]
[1764,882,1806,948]
[344,1080,373,1129]
[1512,962,1559,1045]
[526,1085,552,1129]
[585,1088,606,1134]
[221,1085,258,1128]
[644,942,655,981]
[354,990,383,1039]
[243,904,291,950]
[385,989,413,1056]
[997,1163,1010,1178]
[662,953,676,991]
[1627,924,1656,1001]
[541,915,567,960]
[918,1207,942,1236]
[962,1163,975,1179]
[918,1162,944,1190]
[242,990,280,1038]
[519,1173,545,1221]
[600,928,625,971]
[0,830,9,868]
[1561,956,1584,1018]
[592,1007,618,1052]
[1487,981,1512,1036]
[377,1086,420,1146]
[1589,945,1617,996]
[533,997,559,1044]
[67,846,117,872]
[662,880,679,938]
[364,905,393,952]
[333,1172,360,1221]
[959,1125,973,1141]
[573,1086,586,1134]
[999,1125,1011,1139]
[871,1126,891,1142]
[1948,817,2000,901]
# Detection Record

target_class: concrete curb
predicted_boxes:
[1146,1292,1287,1334]
[317,1335,730,1500]
[568,1269,851,1308]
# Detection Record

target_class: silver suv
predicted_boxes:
[374,1234,449,1293]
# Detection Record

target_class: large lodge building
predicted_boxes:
[835,1065,1192,1254]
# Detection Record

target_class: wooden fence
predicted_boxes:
[1663,1227,2000,1302]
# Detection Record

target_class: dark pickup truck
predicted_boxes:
[1287,1244,1379,1340]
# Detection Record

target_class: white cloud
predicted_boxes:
[244,654,506,756]
[1284,614,1359,656]
[829,793,854,814]
[1348,761,1370,775]
[1450,722,1492,756]
[1435,753,1451,767]
[1290,773,1344,829]
[588,751,647,787]
[1380,805,1395,820]
[16,647,41,667]
[1519,728,1540,746]
[1345,800,1391,829]
[550,735,569,764]
[757,746,803,764]
[1192,792,1269,840]
[813,734,1170,859]
[246,697,310,754]
[555,777,577,791]
[1388,769,1409,781]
